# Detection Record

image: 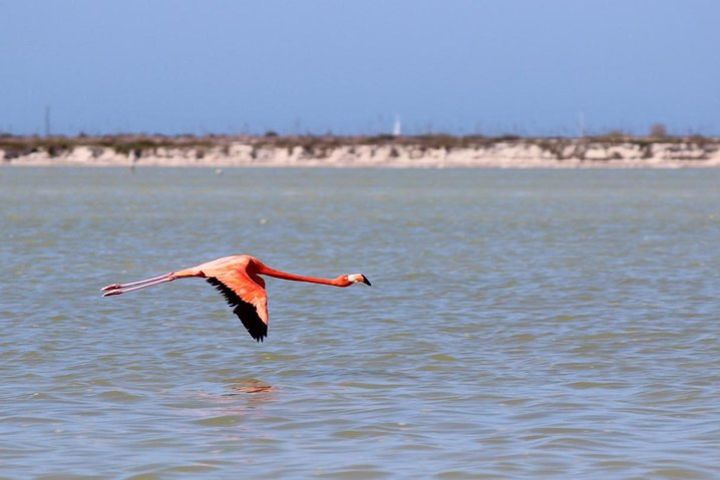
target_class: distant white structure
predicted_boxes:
[393,115,402,137]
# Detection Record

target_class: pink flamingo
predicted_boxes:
[101,255,370,342]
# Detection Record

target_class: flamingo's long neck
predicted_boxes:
[258,265,342,286]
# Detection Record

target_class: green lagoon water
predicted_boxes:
[1,168,719,478]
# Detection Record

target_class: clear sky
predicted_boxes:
[1,0,718,136]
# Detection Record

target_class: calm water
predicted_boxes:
[1,168,719,479]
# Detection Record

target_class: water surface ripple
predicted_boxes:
[1,168,718,478]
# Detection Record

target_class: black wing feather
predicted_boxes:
[207,277,267,342]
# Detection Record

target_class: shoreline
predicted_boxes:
[2,134,720,168]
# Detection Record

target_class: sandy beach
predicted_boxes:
[2,135,720,168]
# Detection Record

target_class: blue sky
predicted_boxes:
[1,0,718,136]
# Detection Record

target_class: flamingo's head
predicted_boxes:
[346,273,372,286]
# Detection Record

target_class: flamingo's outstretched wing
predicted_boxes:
[206,272,269,342]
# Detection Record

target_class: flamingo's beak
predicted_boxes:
[362,276,371,286]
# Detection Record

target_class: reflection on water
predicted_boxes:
[0,168,719,478]
[225,379,276,395]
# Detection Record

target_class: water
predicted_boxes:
[1,168,718,479]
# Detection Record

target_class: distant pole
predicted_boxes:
[577,111,586,138]
[44,106,51,137]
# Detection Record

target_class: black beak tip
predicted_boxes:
[362,276,371,286]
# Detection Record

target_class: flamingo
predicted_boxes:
[101,254,371,342]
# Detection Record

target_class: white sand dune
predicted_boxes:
[3,140,720,168]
